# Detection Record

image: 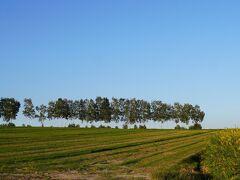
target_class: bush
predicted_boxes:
[189,123,202,130]
[90,125,96,128]
[134,125,138,129]
[68,123,80,128]
[122,124,128,129]
[139,125,147,129]
[8,123,16,127]
[99,125,106,128]
[22,124,32,127]
[115,126,119,129]
[175,125,186,130]
[0,123,16,127]
[0,124,7,127]
[202,129,240,179]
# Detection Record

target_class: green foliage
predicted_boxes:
[99,124,106,128]
[0,98,20,122]
[139,124,147,129]
[202,129,240,179]
[189,123,202,130]
[35,105,47,127]
[122,124,128,129]
[95,97,112,122]
[23,98,35,119]
[173,103,205,125]
[175,125,186,130]
[68,123,80,128]
[0,123,16,127]
[151,101,171,123]
[22,124,32,127]
[54,98,70,119]
[86,99,97,121]
[0,96,205,128]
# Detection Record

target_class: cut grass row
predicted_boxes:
[0,130,209,160]
[0,128,215,177]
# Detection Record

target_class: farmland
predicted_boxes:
[0,128,215,179]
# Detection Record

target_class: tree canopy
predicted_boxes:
[0,98,21,122]
[0,97,205,127]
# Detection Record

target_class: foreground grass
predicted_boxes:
[0,127,215,179]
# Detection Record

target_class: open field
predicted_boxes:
[0,128,216,179]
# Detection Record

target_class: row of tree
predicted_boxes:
[0,97,205,127]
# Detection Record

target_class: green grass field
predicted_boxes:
[0,128,215,179]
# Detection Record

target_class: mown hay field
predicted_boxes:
[0,128,216,179]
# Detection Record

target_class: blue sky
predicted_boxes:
[0,0,240,128]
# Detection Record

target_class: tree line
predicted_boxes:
[0,97,205,128]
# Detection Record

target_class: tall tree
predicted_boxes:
[123,99,130,121]
[180,104,192,124]
[0,100,2,119]
[67,100,78,119]
[86,99,97,121]
[119,98,126,120]
[54,98,70,119]
[128,99,138,124]
[140,100,151,121]
[78,99,86,120]
[151,101,164,123]
[23,98,36,119]
[191,105,205,125]
[111,98,120,121]
[36,105,47,127]
[95,97,102,120]
[101,97,112,122]
[47,101,55,119]
[0,98,21,123]
[173,103,183,124]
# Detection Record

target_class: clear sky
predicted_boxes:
[1,0,240,128]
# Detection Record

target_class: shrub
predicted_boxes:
[139,125,147,129]
[0,124,7,127]
[22,124,32,127]
[122,124,128,129]
[68,123,80,128]
[115,126,119,129]
[175,125,186,130]
[189,123,202,130]
[90,125,96,128]
[134,125,138,129]
[0,123,16,127]
[99,125,106,128]
[202,129,240,179]
[8,123,16,127]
